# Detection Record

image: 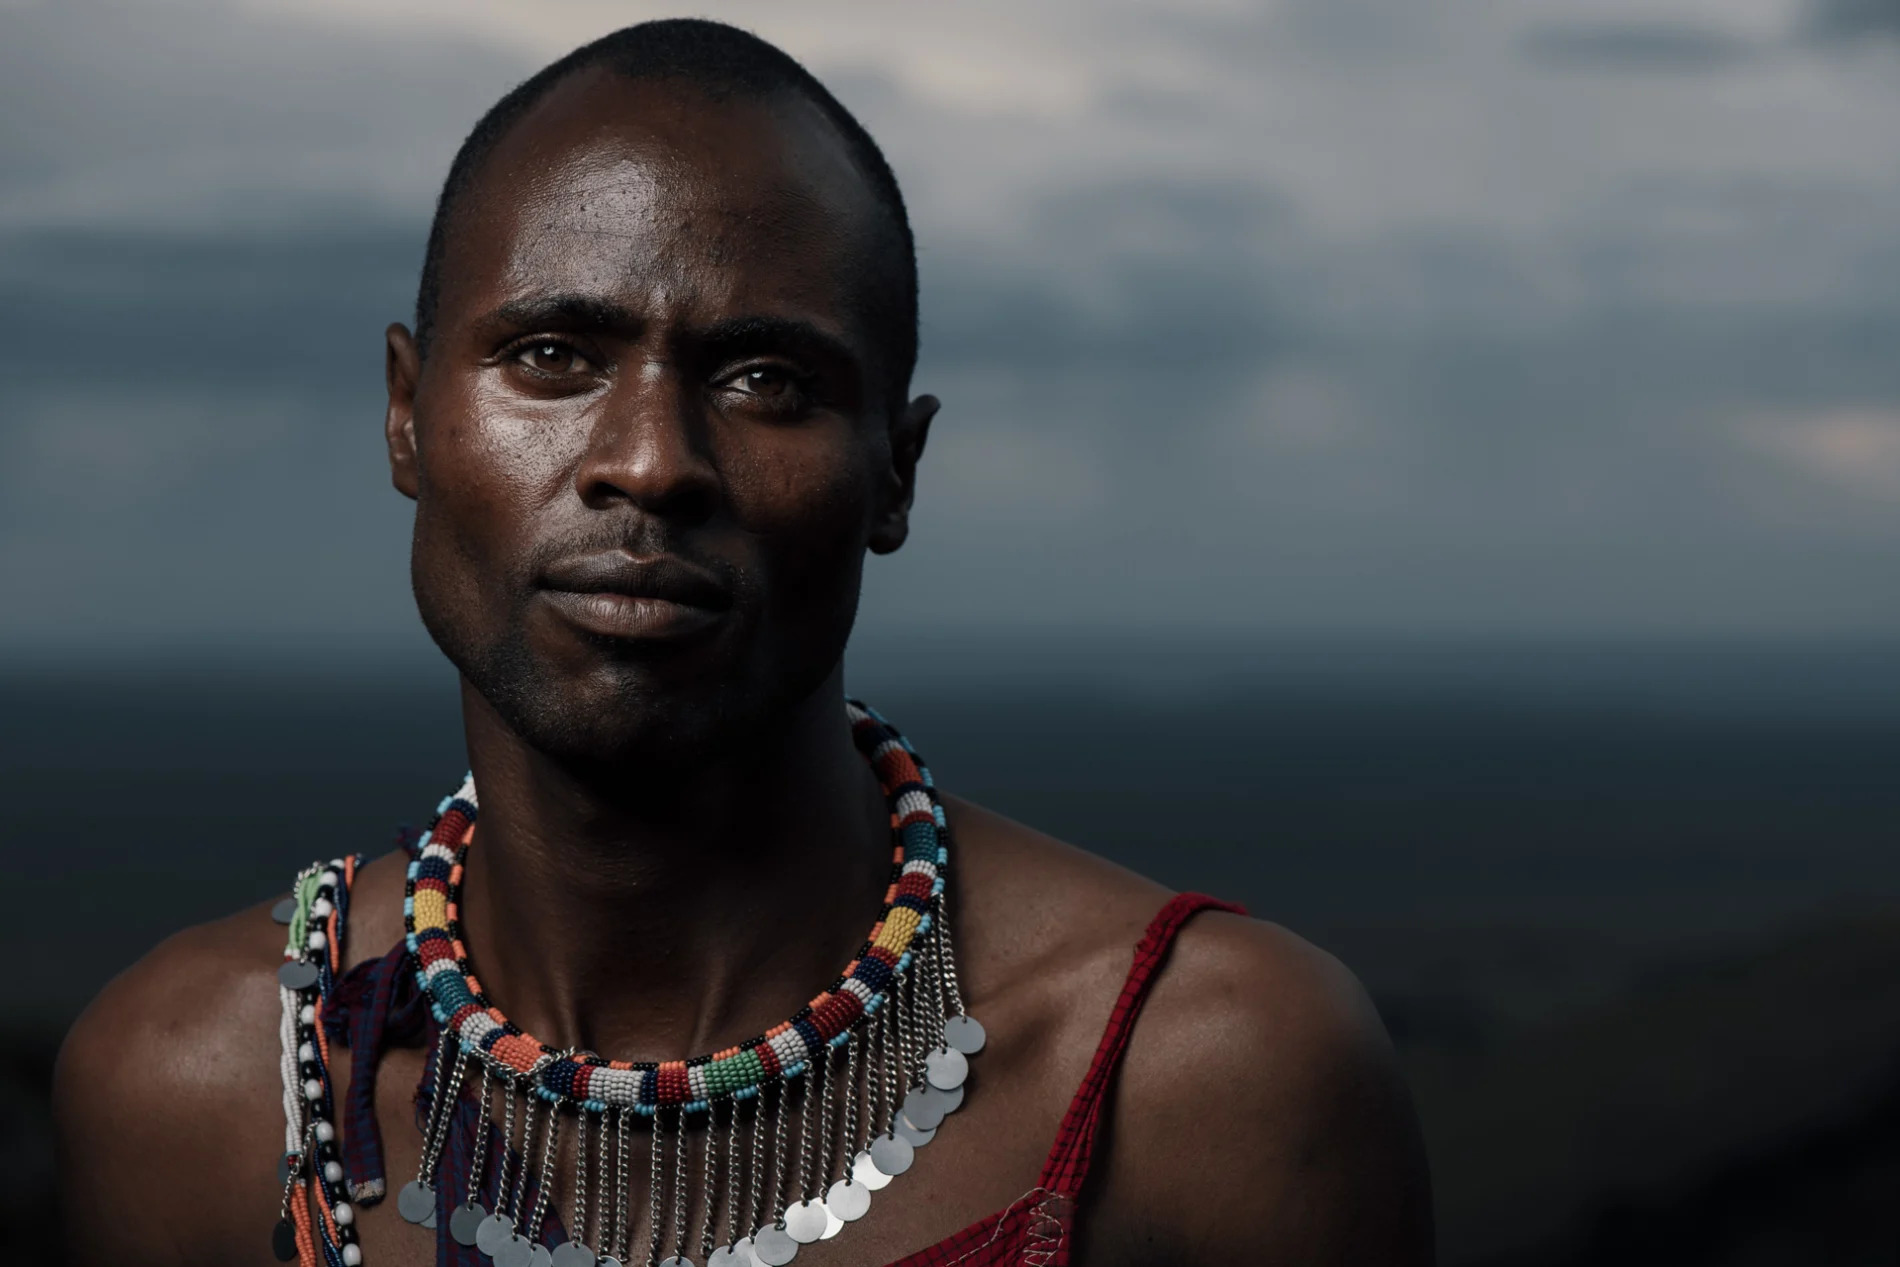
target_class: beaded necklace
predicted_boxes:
[272,701,987,1267]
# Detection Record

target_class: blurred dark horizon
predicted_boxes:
[15,627,1900,1016]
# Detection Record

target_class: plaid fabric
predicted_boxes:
[326,939,426,1203]
[327,890,1242,1266]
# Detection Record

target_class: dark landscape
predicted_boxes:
[5,637,1899,1262]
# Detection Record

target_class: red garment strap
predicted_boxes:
[1036,892,1247,1198]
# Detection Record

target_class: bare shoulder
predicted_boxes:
[944,792,1171,958]
[56,897,289,1128]
[55,898,293,1265]
[940,795,1429,1261]
[1097,913,1435,1264]
[53,851,416,1266]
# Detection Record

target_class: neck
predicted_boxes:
[453,666,891,1062]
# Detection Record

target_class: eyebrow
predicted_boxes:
[477,293,644,337]
[694,315,860,372]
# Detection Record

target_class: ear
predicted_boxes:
[384,323,422,501]
[869,393,939,555]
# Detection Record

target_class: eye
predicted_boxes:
[730,366,798,399]
[513,341,594,376]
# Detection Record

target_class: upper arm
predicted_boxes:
[55,915,287,1267]
[1084,914,1434,1265]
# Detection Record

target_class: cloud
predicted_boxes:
[0,0,526,230]
[6,0,1900,646]
[0,224,422,390]
[1520,23,1759,71]
[1748,407,1900,500]
[1805,0,1900,42]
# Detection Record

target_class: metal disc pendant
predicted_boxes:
[659,1257,694,1267]
[476,1212,515,1256]
[820,1206,844,1240]
[601,1257,625,1267]
[532,1247,555,1267]
[425,1206,440,1229]
[731,1236,756,1266]
[272,897,299,924]
[852,1150,892,1191]
[924,1046,968,1091]
[497,1233,535,1267]
[272,1217,299,1262]
[278,960,320,990]
[943,1014,987,1054]
[752,1225,799,1266]
[825,1179,871,1222]
[707,1247,743,1267]
[900,1089,945,1131]
[925,1082,965,1116]
[896,1111,937,1147]
[904,1078,965,1124]
[552,1242,596,1267]
[397,1179,435,1224]
[868,1132,915,1177]
[784,1200,827,1244]
[450,1202,487,1247]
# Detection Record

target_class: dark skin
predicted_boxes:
[55,71,1433,1266]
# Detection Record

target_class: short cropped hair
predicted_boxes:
[413,19,919,403]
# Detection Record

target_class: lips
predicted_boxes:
[538,552,732,641]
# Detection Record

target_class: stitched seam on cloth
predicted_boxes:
[1019,1191,1067,1267]
[934,1187,1056,1267]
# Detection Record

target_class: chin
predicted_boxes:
[485,650,745,769]
[477,634,851,780]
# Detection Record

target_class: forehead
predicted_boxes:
[438,69,887,339]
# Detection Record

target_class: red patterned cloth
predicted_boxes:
[884,892,1245,1267]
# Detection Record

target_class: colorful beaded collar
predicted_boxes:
[278,700,990,1267]
[403,700,947,1114]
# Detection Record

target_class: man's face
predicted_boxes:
[385,71,932,767]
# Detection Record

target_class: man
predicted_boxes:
[56,20,1432,1266]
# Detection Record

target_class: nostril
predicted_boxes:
[574,403,721,521]
[577,467,721,524]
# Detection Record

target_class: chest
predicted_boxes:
[314,1032,1077,1267]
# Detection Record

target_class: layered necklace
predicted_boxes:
[272,701,986,1267]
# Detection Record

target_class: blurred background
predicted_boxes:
[5,0,1900,1260]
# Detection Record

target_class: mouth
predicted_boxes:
[537,552,733,642]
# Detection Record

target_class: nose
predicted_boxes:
[573,361,720,525]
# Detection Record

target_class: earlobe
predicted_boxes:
[869,393,939,556]
[385,323,422,501]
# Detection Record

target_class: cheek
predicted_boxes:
[412,388,589,611]
[426,382,587,519]
[724,425,874,552]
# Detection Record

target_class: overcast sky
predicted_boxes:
[4,0,1899,656]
